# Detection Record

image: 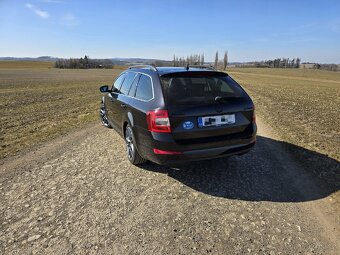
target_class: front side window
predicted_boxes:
[135,75,153,100]
[120,72,137,95]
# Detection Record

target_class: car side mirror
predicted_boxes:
[99,85,111,93]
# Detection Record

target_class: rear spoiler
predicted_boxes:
[160,71,229,78]
[186,64,215,71]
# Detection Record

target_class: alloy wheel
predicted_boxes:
[125,126,135,160]
[100,103,110,127]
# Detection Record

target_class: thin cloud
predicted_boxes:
[25,3,49,19]
[255,25,319,44]
[330,20,340,33]
[38,0,65,3]
[61,12,80,26]
[255,38,270,43]
[283,38,317,44]
[270,32,298,38]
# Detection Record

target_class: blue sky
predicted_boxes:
[0,0,339,63]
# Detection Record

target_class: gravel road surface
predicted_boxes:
[0,118,339,254]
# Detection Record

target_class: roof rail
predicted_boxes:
[128,65,158,72]
[185,64,216,71]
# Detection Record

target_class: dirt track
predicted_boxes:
[0,117,339,254]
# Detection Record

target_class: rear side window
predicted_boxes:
[160,75,245,105]
[112,73,125,92]
[128,74,141,97]
[120,72,137,95]
[135,75,153,101]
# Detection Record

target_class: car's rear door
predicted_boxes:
[123,73,154,146]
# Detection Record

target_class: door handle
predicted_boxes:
[121,103,126,108]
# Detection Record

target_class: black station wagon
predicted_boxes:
[99,65,256,165]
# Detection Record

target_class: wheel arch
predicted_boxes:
[123,118,145,157]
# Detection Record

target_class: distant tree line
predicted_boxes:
[252,58,301,68]
[312,63,339,71]
[151,60,173,67]
[54,55,113,69]
[173,54,205,67]
[172,51,229,70]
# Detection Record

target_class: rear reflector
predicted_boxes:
[252,110,256,124]
[147,109,171,133]
[153,149,182,155]
[252,105,256,124]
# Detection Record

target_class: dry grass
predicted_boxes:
[228,68,340,189]
[0,63,124,159]
[229,67,340,82]
[228,68,340,160]
[0,61,54,69]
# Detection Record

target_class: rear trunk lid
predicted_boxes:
[160,71,254,143]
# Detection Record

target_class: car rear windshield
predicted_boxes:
[160,74,246,106]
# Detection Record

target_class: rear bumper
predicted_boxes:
[138,136,256,165]
[152,141,255,165]
[135,123,257,165]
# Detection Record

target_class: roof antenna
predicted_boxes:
[186,64,189,71]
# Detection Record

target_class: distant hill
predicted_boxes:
[110,57,173,66]
[0,56,173,66]
[0,56,58,62]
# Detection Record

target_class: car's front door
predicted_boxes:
[116,72,139,126]
[106,73,126,129]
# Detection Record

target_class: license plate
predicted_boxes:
[198,114,235,128]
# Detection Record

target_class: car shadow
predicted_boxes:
[139,136,339,203]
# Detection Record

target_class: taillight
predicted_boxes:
[146,109,171,133]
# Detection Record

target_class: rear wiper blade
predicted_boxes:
[214,96,241,102]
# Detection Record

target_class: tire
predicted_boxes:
[125,124,147,165]
[100,101,112,128]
